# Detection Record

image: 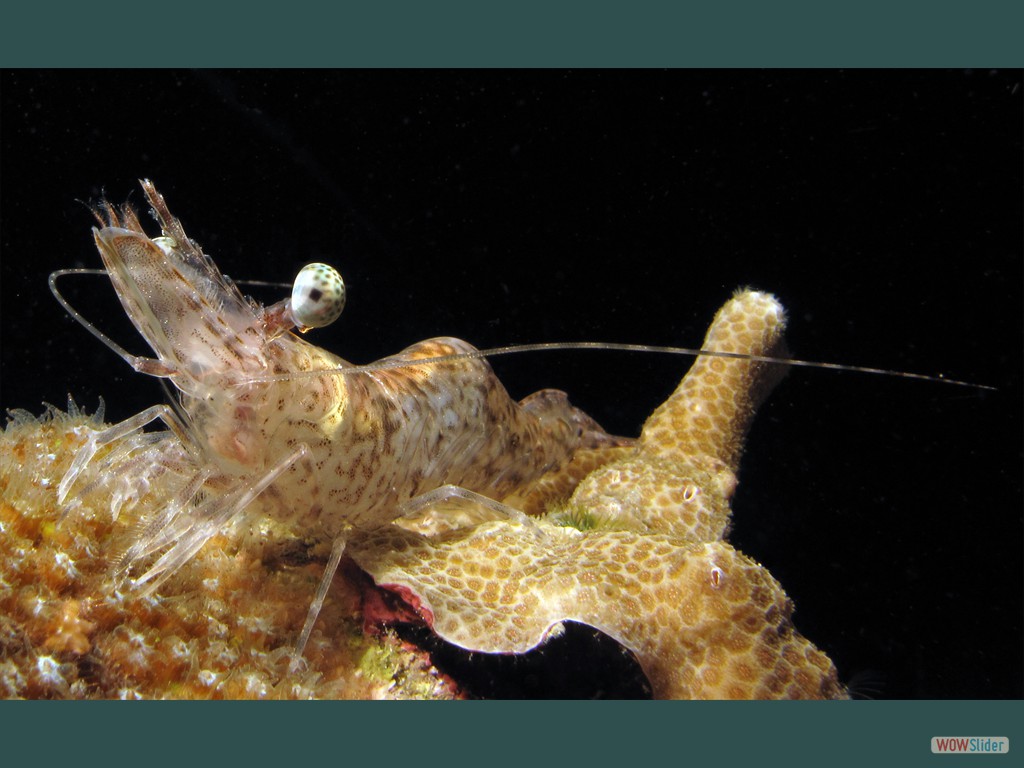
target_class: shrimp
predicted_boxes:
[53,180,628,666]
[52,181,992,673]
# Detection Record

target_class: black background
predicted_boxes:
[1,70,1020,698]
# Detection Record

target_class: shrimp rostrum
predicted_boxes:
[55,181,625,664]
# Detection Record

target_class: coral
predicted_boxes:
[347,290,847,699]
[0,290,846,698]
[0,406,458,699]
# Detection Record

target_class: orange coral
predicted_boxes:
[42,600,96,655]
[0,409,458,699]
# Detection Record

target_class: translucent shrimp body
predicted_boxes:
[57,182,621,644]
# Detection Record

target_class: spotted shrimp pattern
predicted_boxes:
[56,181,625,659]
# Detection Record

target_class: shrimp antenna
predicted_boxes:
[49,268,292,374]
[245,341,995,392]
[469,342,997,391]
[50,269,147,372]
[53,269,995,393]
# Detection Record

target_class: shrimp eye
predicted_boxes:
[291,263,346,328]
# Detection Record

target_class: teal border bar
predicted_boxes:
[1,1,1023,66]
[2,700,1023,767]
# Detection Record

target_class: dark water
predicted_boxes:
[1,70,1020,698]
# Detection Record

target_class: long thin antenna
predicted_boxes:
[52,269,995,392]
[245,341,996,391]
[49,269,142,369]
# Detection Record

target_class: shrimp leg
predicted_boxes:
[58,404,195,504]
[132,443,311,597]
[289,535,347,674]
